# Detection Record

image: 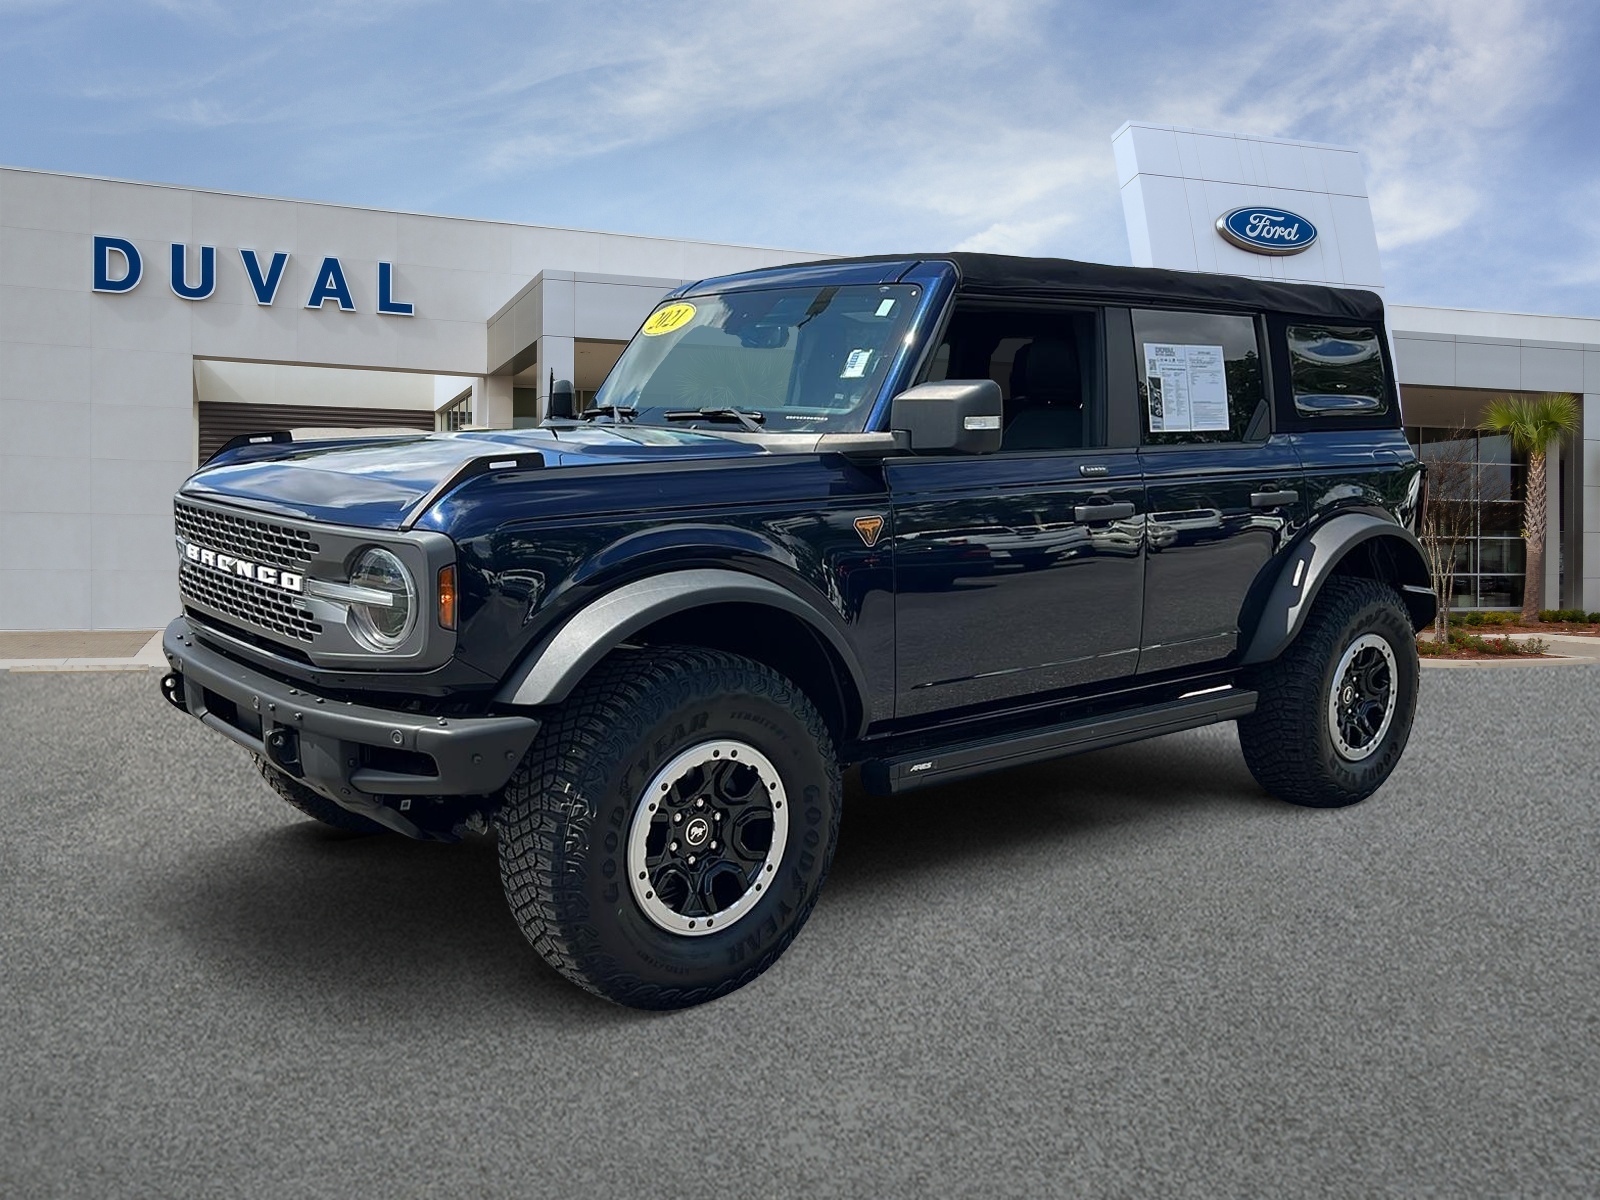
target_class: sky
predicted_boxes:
[2,0,1598,315]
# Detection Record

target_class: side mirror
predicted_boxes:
[549,379,576,420]
[889,380,1003,454]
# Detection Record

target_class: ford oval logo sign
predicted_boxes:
[1216,206,1318,256]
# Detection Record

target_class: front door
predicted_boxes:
[888,451,1146,716]
[886,302,1145,719]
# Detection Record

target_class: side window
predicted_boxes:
[926,305,1101,452]
[1132,309,1266,445]
[1286,324,1388,416]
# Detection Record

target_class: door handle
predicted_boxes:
[1074,501,1136,523]
[1250,490,1299,509]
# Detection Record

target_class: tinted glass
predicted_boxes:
[927,307,1099,453]
[1287,324,1388,416]
[595,284,920,433]
[1133,310,1265,444]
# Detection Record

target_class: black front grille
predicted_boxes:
[174,501,320,571]
[179,561,322,643]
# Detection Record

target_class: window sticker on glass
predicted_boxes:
[1143,342,1229,432]
[841,348,874,378]
[641,302,697,336]
[874,299,895,317]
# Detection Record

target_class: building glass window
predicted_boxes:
[1409,427,1526,610]
[437,390,473,431]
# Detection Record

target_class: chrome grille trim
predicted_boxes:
[174,501,319,571]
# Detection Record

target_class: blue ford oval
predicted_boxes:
[1216,206,1318,255]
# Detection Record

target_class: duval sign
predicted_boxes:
[90,236,414,314]
[1215,207,1318,256]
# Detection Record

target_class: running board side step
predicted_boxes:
[860,687,1258,795]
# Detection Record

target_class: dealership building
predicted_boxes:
[2,122,1598,631]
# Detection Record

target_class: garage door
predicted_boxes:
[197,402,436,463]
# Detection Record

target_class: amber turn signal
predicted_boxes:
[437,564,457,630]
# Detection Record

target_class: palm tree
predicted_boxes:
[1479,393,1581,623]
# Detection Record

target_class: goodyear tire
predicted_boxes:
[496,646,842,1010]
[1238,576,1420,808]
[254,756,390,834]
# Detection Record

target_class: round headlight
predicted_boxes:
[347,547,416,652]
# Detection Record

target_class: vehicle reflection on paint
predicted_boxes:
[1145,507,1225,551]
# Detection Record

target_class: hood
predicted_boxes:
[180,425,781,528]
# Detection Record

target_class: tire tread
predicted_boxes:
[496,646,840,1009]
[1238,576,1418,808]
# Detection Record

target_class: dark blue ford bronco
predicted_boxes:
[160,253,1436,1009]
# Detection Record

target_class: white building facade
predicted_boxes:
[0,166,815,630]
[3,135,1598,633]
[1115,122,1599,612]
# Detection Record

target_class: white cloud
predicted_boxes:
[457,0,1565,263]
[1,0,1585,307]
[1219,0,1557,251]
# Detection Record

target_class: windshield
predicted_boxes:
[592,283,922,433]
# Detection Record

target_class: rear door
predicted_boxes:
[1128,308,1306,674]
[887,302,1146,718]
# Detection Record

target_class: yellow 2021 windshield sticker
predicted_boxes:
[641,302,697,336]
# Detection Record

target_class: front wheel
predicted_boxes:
[496,646,842,1009]
[1237,577,1420,808]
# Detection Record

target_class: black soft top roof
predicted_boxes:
[803,252,1385,324]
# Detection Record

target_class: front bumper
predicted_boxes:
[160,617,539,832]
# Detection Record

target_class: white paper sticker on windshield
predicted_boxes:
[874,298,895,317]
[1143,342,1229,432]
[841,349,874,378]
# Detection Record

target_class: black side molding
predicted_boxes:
[860,686,1258,795]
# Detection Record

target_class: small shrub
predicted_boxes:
[1590,612,1600,624]
[1422,630,1549,656]
[1538,609,1588,623]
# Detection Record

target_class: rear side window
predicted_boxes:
[1133,310,1266,444]
[1286,324,1388,416]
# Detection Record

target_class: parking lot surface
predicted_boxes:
[2,667,1597,1197]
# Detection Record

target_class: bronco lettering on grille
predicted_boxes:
[181,540,304,593]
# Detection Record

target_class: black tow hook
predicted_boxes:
[264,726,303,776]
[160,672,187,713]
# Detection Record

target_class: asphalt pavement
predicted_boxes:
[1,666,1597,1197]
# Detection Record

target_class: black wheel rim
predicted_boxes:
[1326,633,1398,762]
[626,740,787,936]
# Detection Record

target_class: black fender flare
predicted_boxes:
[1239,512,1437,666]
[493,567,872,730]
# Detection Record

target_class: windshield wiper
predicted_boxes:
[578,405,637,423]
[663,407,766,432]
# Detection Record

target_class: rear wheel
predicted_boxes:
[1238,577,1419,808]
[254,756,390,834]
[496,646,842,1009]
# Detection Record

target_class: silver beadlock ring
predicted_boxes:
[1326,633,1398,762]
[626,739,788,937]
